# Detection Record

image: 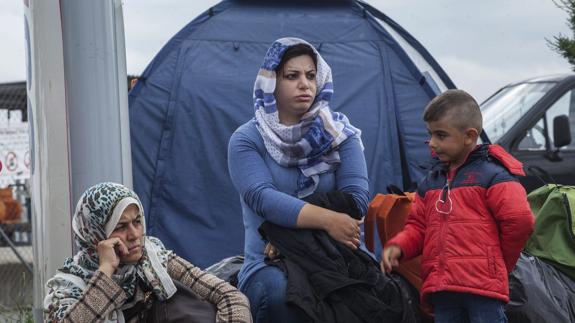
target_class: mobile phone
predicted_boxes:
[114,243,123,257]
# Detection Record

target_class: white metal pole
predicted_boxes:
[24,1,73,321]
[26,0,131,321]
[60,0,132,202]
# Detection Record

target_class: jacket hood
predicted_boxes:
[487,144,525,176]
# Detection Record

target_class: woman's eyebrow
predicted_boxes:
[117,214,141,225]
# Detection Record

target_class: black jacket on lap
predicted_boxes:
[258,191,417,323]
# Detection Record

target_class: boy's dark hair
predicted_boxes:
[423,89,483,134]
[275,43,317,73]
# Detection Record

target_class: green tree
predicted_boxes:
[550,0,575,71]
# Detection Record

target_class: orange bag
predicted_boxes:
[365,192,422,290]
[365,192,434,318]
[0,199,5,223]
[0,187,22,224]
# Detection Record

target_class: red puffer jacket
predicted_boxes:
[386,144,534,303]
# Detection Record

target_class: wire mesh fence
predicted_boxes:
[0,182,33,321]
[1,78,36,322]
[0,80,36,322]
[0,226,33,304]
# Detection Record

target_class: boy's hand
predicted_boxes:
[264,242,280,260]
[381,245,402,273]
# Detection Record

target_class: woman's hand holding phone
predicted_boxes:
[97,237,129,278]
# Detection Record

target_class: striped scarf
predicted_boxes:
[254,37,362,198]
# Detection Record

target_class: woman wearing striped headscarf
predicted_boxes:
[44,182,252,323]
[228,38,369,322]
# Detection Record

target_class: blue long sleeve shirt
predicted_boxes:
[227,119,369,289]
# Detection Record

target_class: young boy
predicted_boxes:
[381,89,534,323]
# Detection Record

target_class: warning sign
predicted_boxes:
[0,121,30,186]
[5,152,17,171]
[24,150,30,169]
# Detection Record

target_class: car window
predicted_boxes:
[482,82,556,143]
[517,88,575,151]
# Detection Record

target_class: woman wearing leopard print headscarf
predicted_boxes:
[44,182,252,323]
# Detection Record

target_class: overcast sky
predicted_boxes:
[1,0,572,101]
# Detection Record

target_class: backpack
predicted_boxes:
[524,184,575,281]
[365,190,435,318]
[364,191,421,290]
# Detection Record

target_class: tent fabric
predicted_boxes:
[128,0,456,268]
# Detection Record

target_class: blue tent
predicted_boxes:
[128,0,456,268]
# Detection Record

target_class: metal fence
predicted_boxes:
[0,183,33,320]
